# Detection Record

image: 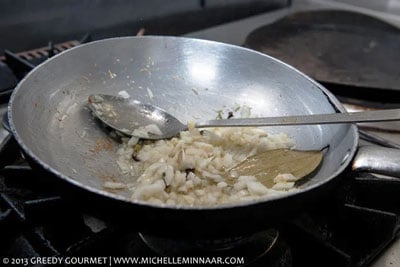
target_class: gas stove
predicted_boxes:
[1,142,399,266]
[1,0,400,266]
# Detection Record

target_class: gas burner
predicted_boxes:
[139,229,286,266]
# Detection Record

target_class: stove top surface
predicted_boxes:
[1,1,400,266]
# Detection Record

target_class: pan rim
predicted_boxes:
[8,35,359,211]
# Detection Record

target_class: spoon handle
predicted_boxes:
[196,109,400,128]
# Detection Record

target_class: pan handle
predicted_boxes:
[352,145,400,178]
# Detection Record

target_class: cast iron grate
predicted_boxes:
[0,34,91,104]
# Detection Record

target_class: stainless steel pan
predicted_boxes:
[8,36,400,236]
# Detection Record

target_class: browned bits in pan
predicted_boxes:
[90,138,114,153]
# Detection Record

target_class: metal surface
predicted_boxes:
[0,106,10,143]
[140,229,279,262]
[88,94,187,139]
[200,109,400,127]
[353,145,400,176]
[244,10,400,91]
[9,36,359,209]
[89,93,400,140]
[358,130,400,149]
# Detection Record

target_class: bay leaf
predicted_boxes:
[229,149,323,188]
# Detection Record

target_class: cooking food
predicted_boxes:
[108,121,298,206]
[90,97,326,206]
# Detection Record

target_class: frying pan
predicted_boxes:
[8,36,400,237]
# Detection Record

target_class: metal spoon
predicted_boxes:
[88,94,400,140]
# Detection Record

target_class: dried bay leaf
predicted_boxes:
[229,149,323,187]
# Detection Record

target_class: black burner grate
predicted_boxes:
[0,34,91,104]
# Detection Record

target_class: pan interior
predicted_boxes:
[10,37,357,204]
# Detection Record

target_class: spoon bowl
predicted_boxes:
[88,94,186,139]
